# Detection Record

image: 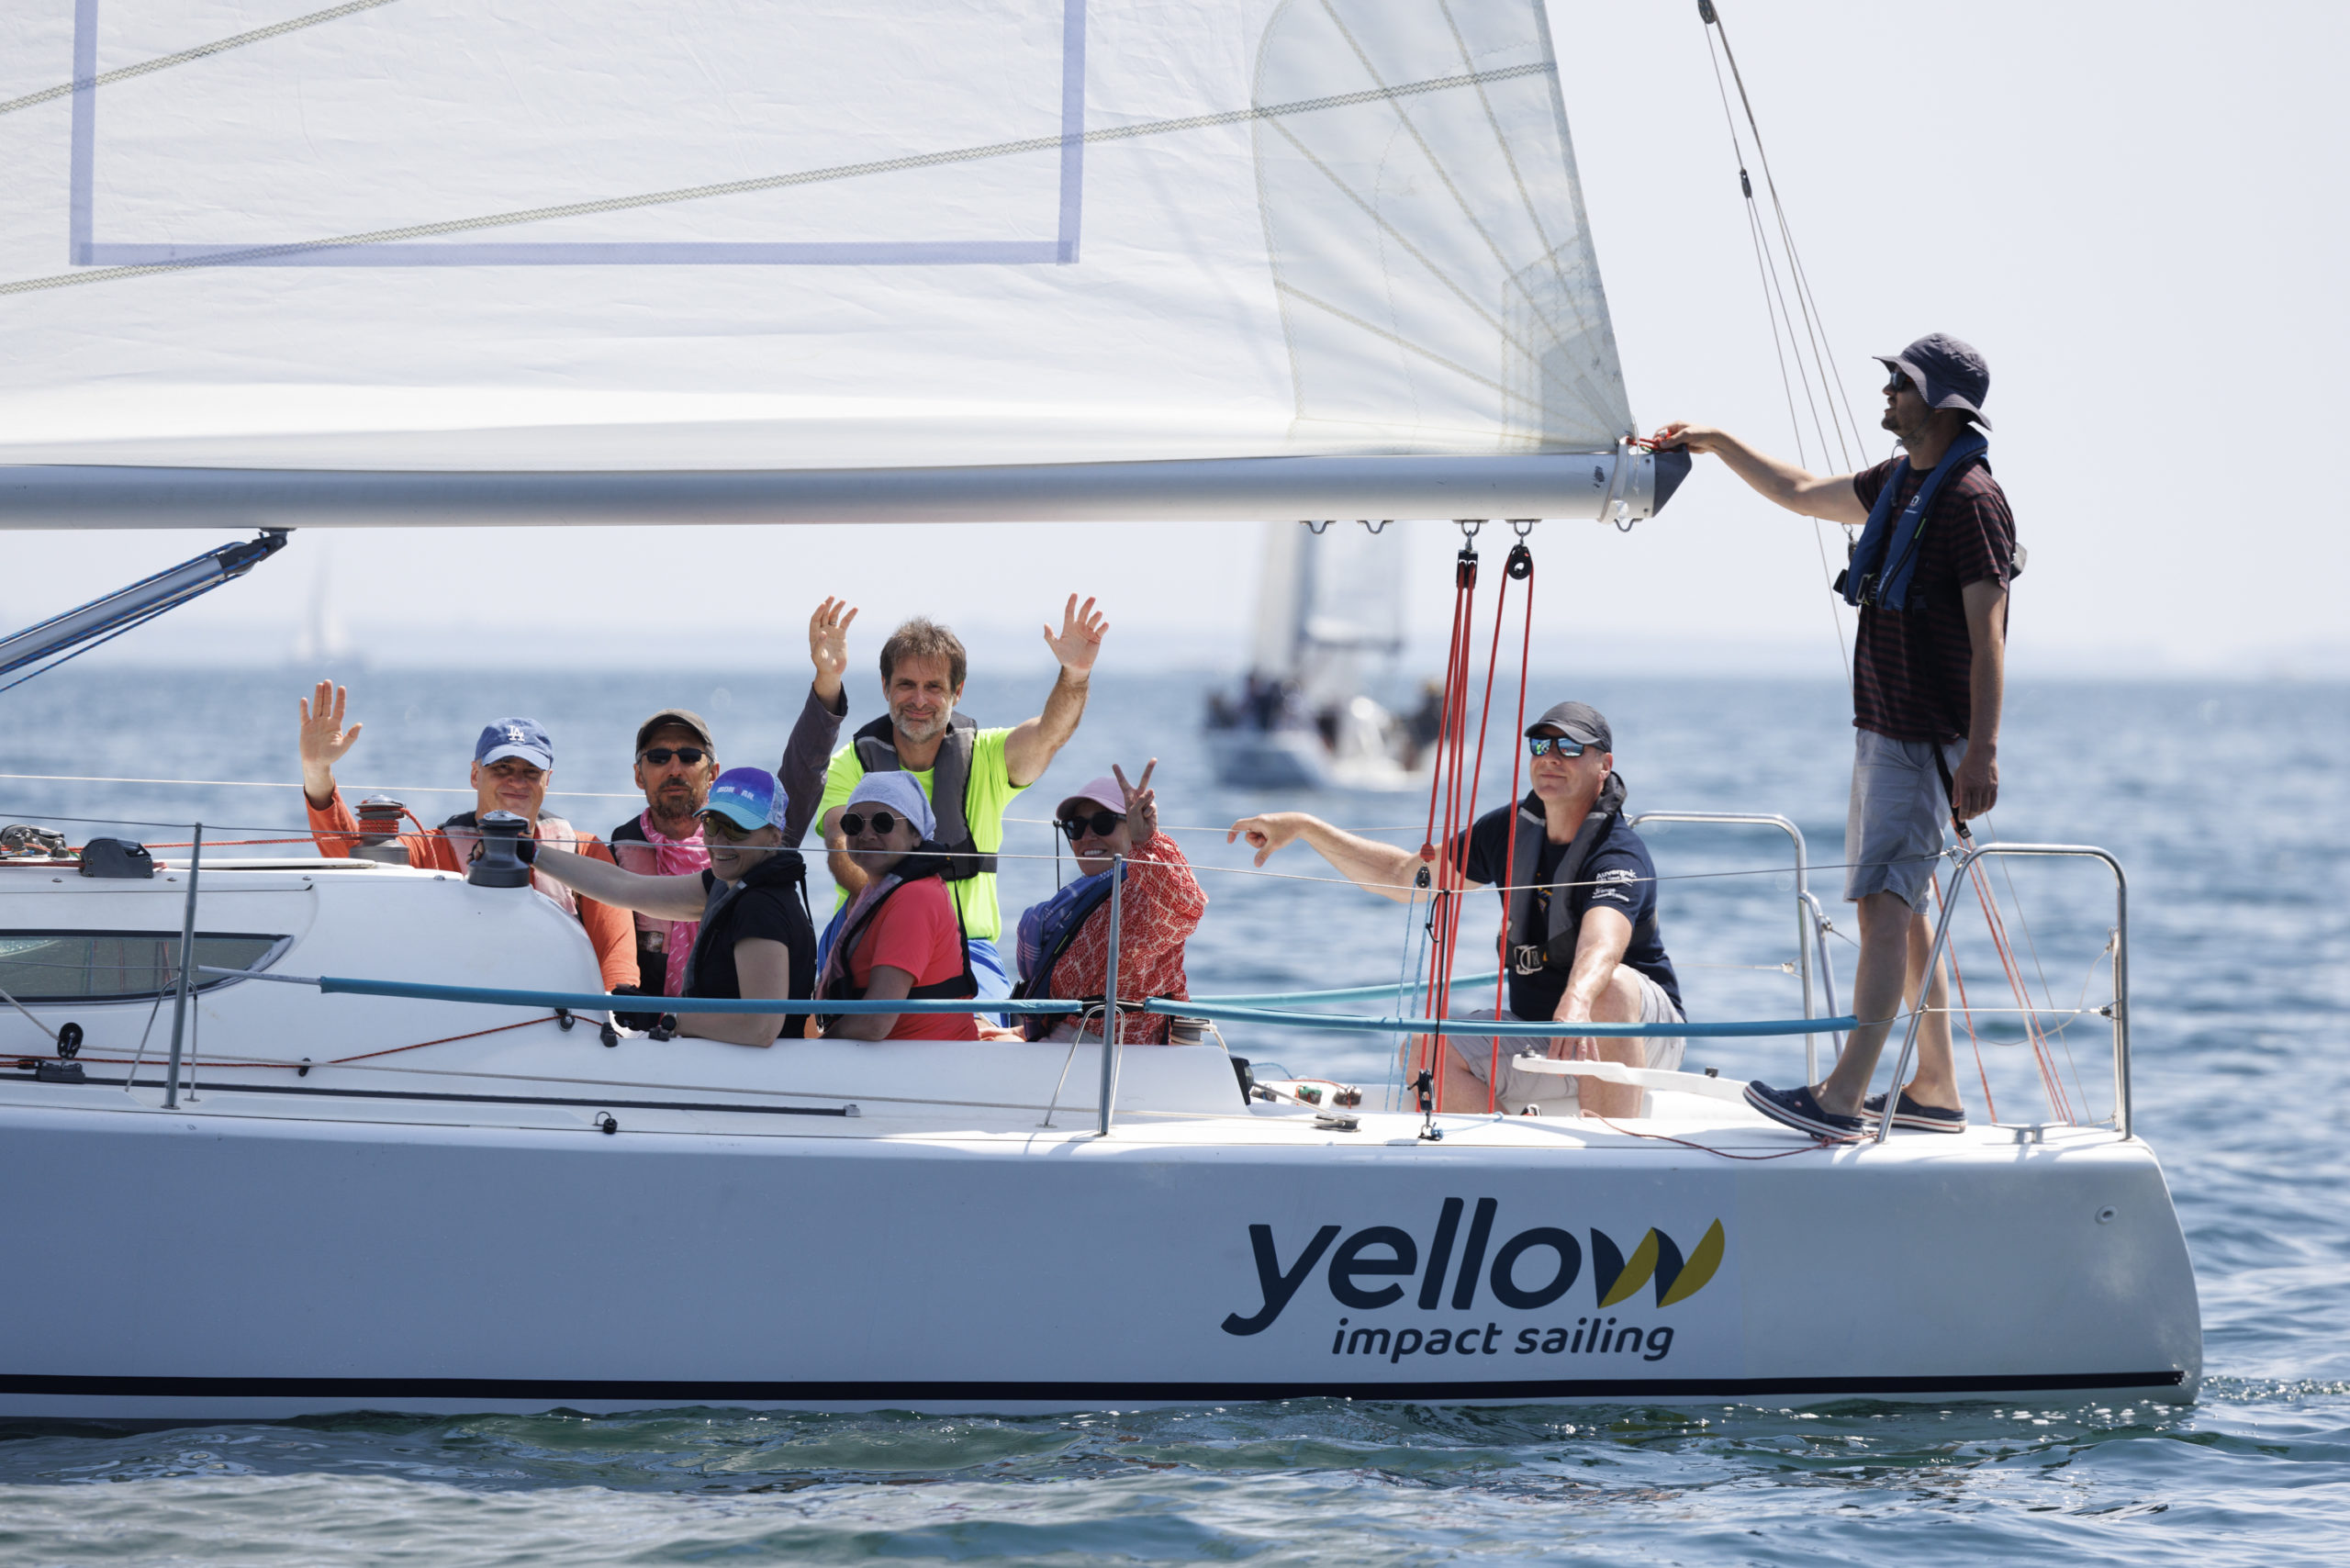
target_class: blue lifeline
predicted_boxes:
[1838,430,1990,610]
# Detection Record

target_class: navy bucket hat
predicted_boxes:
[1875,333,1991,431]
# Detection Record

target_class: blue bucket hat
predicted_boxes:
[699,767,788,833]
[476,718,554,770]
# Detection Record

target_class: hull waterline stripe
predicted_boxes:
[73,1074,852,1118]
[0,1370,2189,1401]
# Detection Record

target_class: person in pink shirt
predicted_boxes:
[815,772,978,1042]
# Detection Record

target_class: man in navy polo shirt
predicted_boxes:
[1655,333,2020,1140]
[1230,700,1684,1119]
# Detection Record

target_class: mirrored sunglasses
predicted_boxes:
[1527,735,1591,758]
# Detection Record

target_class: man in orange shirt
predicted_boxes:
[297,682,637,991]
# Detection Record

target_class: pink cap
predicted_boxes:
[1056,775,1125,820]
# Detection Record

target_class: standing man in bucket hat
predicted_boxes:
[1654,333,2021,1140]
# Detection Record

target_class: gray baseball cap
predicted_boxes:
[1527,700,1611,753]
[1876,333,1991,431]
[634,709,715,756]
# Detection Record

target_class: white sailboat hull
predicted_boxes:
[0,862,2199,1420]
[0,1091,2199,1419]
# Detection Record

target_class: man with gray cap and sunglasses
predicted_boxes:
[1231,700,1684,1119]
[1654,333,2020,1140]
[609,599,858,1002]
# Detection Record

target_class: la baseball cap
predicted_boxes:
[1526,700,1612,753]
[476,718,554,771]
[1875,333,1991,431]
[699,767,788,833]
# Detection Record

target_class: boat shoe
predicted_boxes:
[1742,1081,1865,1142]
[1859,1091,1967,1134]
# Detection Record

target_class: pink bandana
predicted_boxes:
[637,811,712,994]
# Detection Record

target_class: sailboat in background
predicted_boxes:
[1205,520,1434,790]
[285,535,354,668]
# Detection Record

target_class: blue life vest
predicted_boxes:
[1010,864,1122,1041]
[1838,431,1989,611]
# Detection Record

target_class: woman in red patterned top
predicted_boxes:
[1022,763,1205,1045]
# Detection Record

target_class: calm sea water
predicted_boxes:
[2,665,2344,1565]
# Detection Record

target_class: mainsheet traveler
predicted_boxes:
[1655,331,2020,1140]
[1229,700,1684,1119]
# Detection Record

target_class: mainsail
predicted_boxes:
[0,0,1683,526]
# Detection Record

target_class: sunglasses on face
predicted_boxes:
[1527,735,1591,758]
[1059,809,1122,839]
[641,747,709,766]
[699,814,757,843]
[838,810,900,838]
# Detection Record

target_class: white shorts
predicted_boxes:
[1447,970,1685,1116]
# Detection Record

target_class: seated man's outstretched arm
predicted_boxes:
[532,845,709,921]
[1226,812,1440,904]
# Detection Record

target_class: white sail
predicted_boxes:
[0,0,1681,526]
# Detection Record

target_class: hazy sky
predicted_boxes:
[5,1,2344,678]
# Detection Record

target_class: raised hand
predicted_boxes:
[1113,759,1158,846]
[297,679,363,804]
[1226,811,1304,868]
[1041,594,1108,677]
[808,597,859,701]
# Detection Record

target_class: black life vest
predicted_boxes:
[1504,773,1656,976]
[817,844,977,1031]
[851,712,995,880]
[680,850,813,1001]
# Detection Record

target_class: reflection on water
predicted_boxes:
[1,667,2345,1563]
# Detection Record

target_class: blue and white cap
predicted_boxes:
[476,718,554,770]
[700,767,789,833]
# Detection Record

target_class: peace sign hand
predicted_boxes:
[1113,759,1158,846]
